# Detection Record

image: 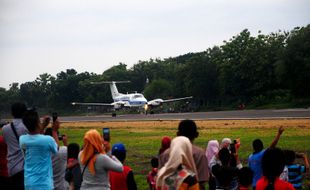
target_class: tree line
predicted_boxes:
[1,25,309,115]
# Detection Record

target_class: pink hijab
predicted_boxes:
[205,140,219,163]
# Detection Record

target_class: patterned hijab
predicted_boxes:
[80,129,105,175]
[156,136,197,190]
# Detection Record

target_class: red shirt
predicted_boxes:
[0,136,8,177]
[109,165,132,190]
[256,176,295,190]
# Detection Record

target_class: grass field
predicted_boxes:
[60,119,310,189]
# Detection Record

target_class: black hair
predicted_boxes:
[218,148,231,166]
[238,167,253,187]
[252,139,264,153]
[283,149,296,165]
[22,109,40,132]
[212,165,235,189]
[151,157,159,168]
[177,119,198,140]
[67,143,80,159]
[44,127,53,136]
[262,148,285,190]
[112,150,126,163]
[11,102,27,118]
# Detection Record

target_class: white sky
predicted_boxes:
[0,0,309,89]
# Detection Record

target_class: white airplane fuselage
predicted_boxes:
[113,93,147,107]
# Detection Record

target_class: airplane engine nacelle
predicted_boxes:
[112,101,125,109]
[148,99,164,107]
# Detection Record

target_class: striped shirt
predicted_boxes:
[287,164,306,190]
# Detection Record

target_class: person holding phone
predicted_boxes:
[102,128,111,154]
[79,129,123,190]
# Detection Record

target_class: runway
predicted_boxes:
[61,108,310,122]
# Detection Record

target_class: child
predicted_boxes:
[147,157,158,190]
[109,143,137,190]
[284,150,309,190]
[66,143,81,190]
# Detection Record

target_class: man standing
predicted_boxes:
[20,109,58,190]
[159,119,209,190]
[2,102,28,190]
[248,126,284,189]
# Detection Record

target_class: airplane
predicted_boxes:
[71,81,192,114]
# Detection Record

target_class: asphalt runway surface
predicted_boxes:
[61,108,310,122]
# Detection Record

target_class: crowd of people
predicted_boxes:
[0,102,309,190]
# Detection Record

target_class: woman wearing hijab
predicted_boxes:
[206,140,219,164]
[156,136,199,190]
[205,140,219,190]
[79,130,123,190]
[158,136,171,155]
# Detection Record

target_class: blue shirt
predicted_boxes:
[287,164,306,190]
[248,149,266,187]
[20,134,57,190]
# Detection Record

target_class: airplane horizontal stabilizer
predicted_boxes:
[90,81,130,85]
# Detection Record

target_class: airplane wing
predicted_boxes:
[71,102,113,106]
[162,96,193,103]
[147,96,193,107]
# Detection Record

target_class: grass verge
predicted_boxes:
[60,119,310,189]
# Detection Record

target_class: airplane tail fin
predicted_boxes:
[90,81,130,100]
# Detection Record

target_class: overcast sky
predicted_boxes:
[0,0,309,89]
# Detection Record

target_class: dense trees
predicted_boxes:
[0,25,309,115]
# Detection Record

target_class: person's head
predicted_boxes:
[156,136,197,189]
[44,127,53,136]
[68,143,80,159]
[206,140,219,162]
[177,119,198,141]
[218,147,231,166]
[80,129,105,175]
[11,102,27,119]
[220,138,232,149]
[212,165,234,189]
[238,167,253,187]
[159,136,171,154]
[22,109,40,133]
[151,157,159,168]
[262,148,285,190]
[283,149,296,165]
[112,143,126,163]
[252,139,264,153]
[42,116,51,127]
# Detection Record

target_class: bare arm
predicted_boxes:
[304,154,309,171]
[297,153,309,171]
[269,126,284,148]
[52,119,60,147]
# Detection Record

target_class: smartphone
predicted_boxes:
[103,128,110,142]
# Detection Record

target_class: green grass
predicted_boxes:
[60,124,310,190]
